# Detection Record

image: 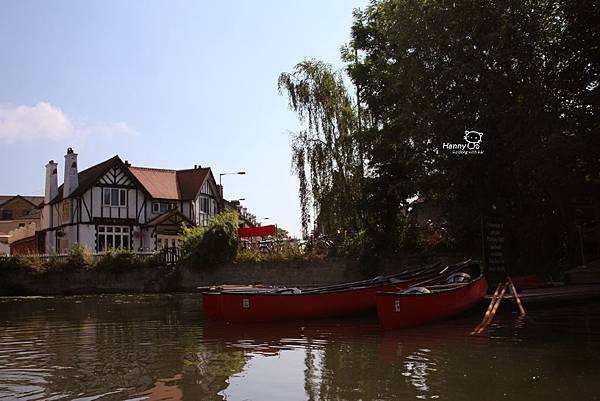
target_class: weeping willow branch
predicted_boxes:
[279,59,364,238]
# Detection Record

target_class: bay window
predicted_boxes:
[97,225,130,251]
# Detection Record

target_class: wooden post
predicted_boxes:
[507,276,526,317]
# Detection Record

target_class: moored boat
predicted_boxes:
[201,260,473,322]
[376,261,487,330]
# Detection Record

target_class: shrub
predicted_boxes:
[180,211,240,267]
[95,248,138,272]
[235,241,316,263]
[67,243,93,269]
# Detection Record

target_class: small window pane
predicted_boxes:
[115,227,121,233]
[99,235,105,251]
[103,189,110,205]
[99,226,105,232]
[122,227,129,233]
[111,189,119,206]
[120,190,126,206]
[107,235,114,249]
[115,235,121,249]
[107,226,113,233]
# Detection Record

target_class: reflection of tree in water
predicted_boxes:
[180,344,246,400]
[304,348,323,401]
[0,295,248,400]
[311,339,400,400]
[401,348,434,393]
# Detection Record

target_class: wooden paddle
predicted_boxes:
[472,282,508,334]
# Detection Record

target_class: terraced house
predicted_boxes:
[40,148,221,253]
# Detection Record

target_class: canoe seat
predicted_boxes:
[276,287,302,294]
[403,287,431,294]
[446,272,471,284]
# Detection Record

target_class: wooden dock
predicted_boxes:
[485,284,600,305]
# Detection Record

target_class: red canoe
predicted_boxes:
[201,260,473,322]
[376,262,487,330]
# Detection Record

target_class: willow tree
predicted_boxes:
[278,60,364,238]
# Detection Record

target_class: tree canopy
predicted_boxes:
[281,0,599,273]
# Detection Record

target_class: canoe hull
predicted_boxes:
[376,276,488,330]
[215,283,414,323]
[201,260,477,323]
[202,292,223,320]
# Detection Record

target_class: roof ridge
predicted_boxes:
[129,166,177,173]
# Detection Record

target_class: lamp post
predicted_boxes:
[218,171,245,212]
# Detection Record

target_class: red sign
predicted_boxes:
[238,225,276,238]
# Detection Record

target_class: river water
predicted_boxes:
[0,293,599,401]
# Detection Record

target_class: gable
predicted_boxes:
[97,166,134,187]
[144,209,193,227]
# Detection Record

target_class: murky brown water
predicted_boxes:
[0,294,599,401]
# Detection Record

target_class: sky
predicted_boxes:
[0,0,367,237]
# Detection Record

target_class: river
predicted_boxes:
[0,294,599,400]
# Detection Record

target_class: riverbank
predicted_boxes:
[0,253,468,296]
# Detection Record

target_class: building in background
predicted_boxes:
[223,199,257,228]
[39,148,222,253]
[0,195,43,255]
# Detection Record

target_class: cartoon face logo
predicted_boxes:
[464,130,483,144]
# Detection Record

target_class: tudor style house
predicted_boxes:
[39,148,222,253]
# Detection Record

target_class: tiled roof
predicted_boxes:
[176,168,210,199]
[129,167,180,200]
[0,195,44,207]
[47,155,212,203]
[128,166,210,200]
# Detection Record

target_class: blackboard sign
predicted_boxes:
[482,214,507,275]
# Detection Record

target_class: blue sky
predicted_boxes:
[0,0,367,236]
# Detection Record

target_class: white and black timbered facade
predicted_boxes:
[39,148,221,253]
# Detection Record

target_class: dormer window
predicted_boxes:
[103,188,126,207]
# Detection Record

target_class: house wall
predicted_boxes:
[79,224,96,251]
[140,228,155,252]
[39,161,221,253]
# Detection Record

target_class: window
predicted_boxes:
[97,225,130,251]
[21,209,31,217]
[200,196,210,213]
[152,202,174,213]
[1,210,13,220]
[103,188,126,207]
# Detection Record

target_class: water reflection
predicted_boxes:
[0,295,599,400]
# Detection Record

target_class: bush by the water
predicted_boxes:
[0,246,164,274]
[180,211,240,267]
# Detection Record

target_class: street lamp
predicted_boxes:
[219,171,246,212]
[219,171,246,187]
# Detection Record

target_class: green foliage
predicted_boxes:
[279,60,365,238]
[180,211,240,267]
[281,0,599,273]
[67,243,93,269]
[94,248,138,272]
[276,227,290,239]
[235,242,309,263]
[347,0,599,272]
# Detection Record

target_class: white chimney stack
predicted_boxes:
[63,147,79,197]
[45,160,58,203]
